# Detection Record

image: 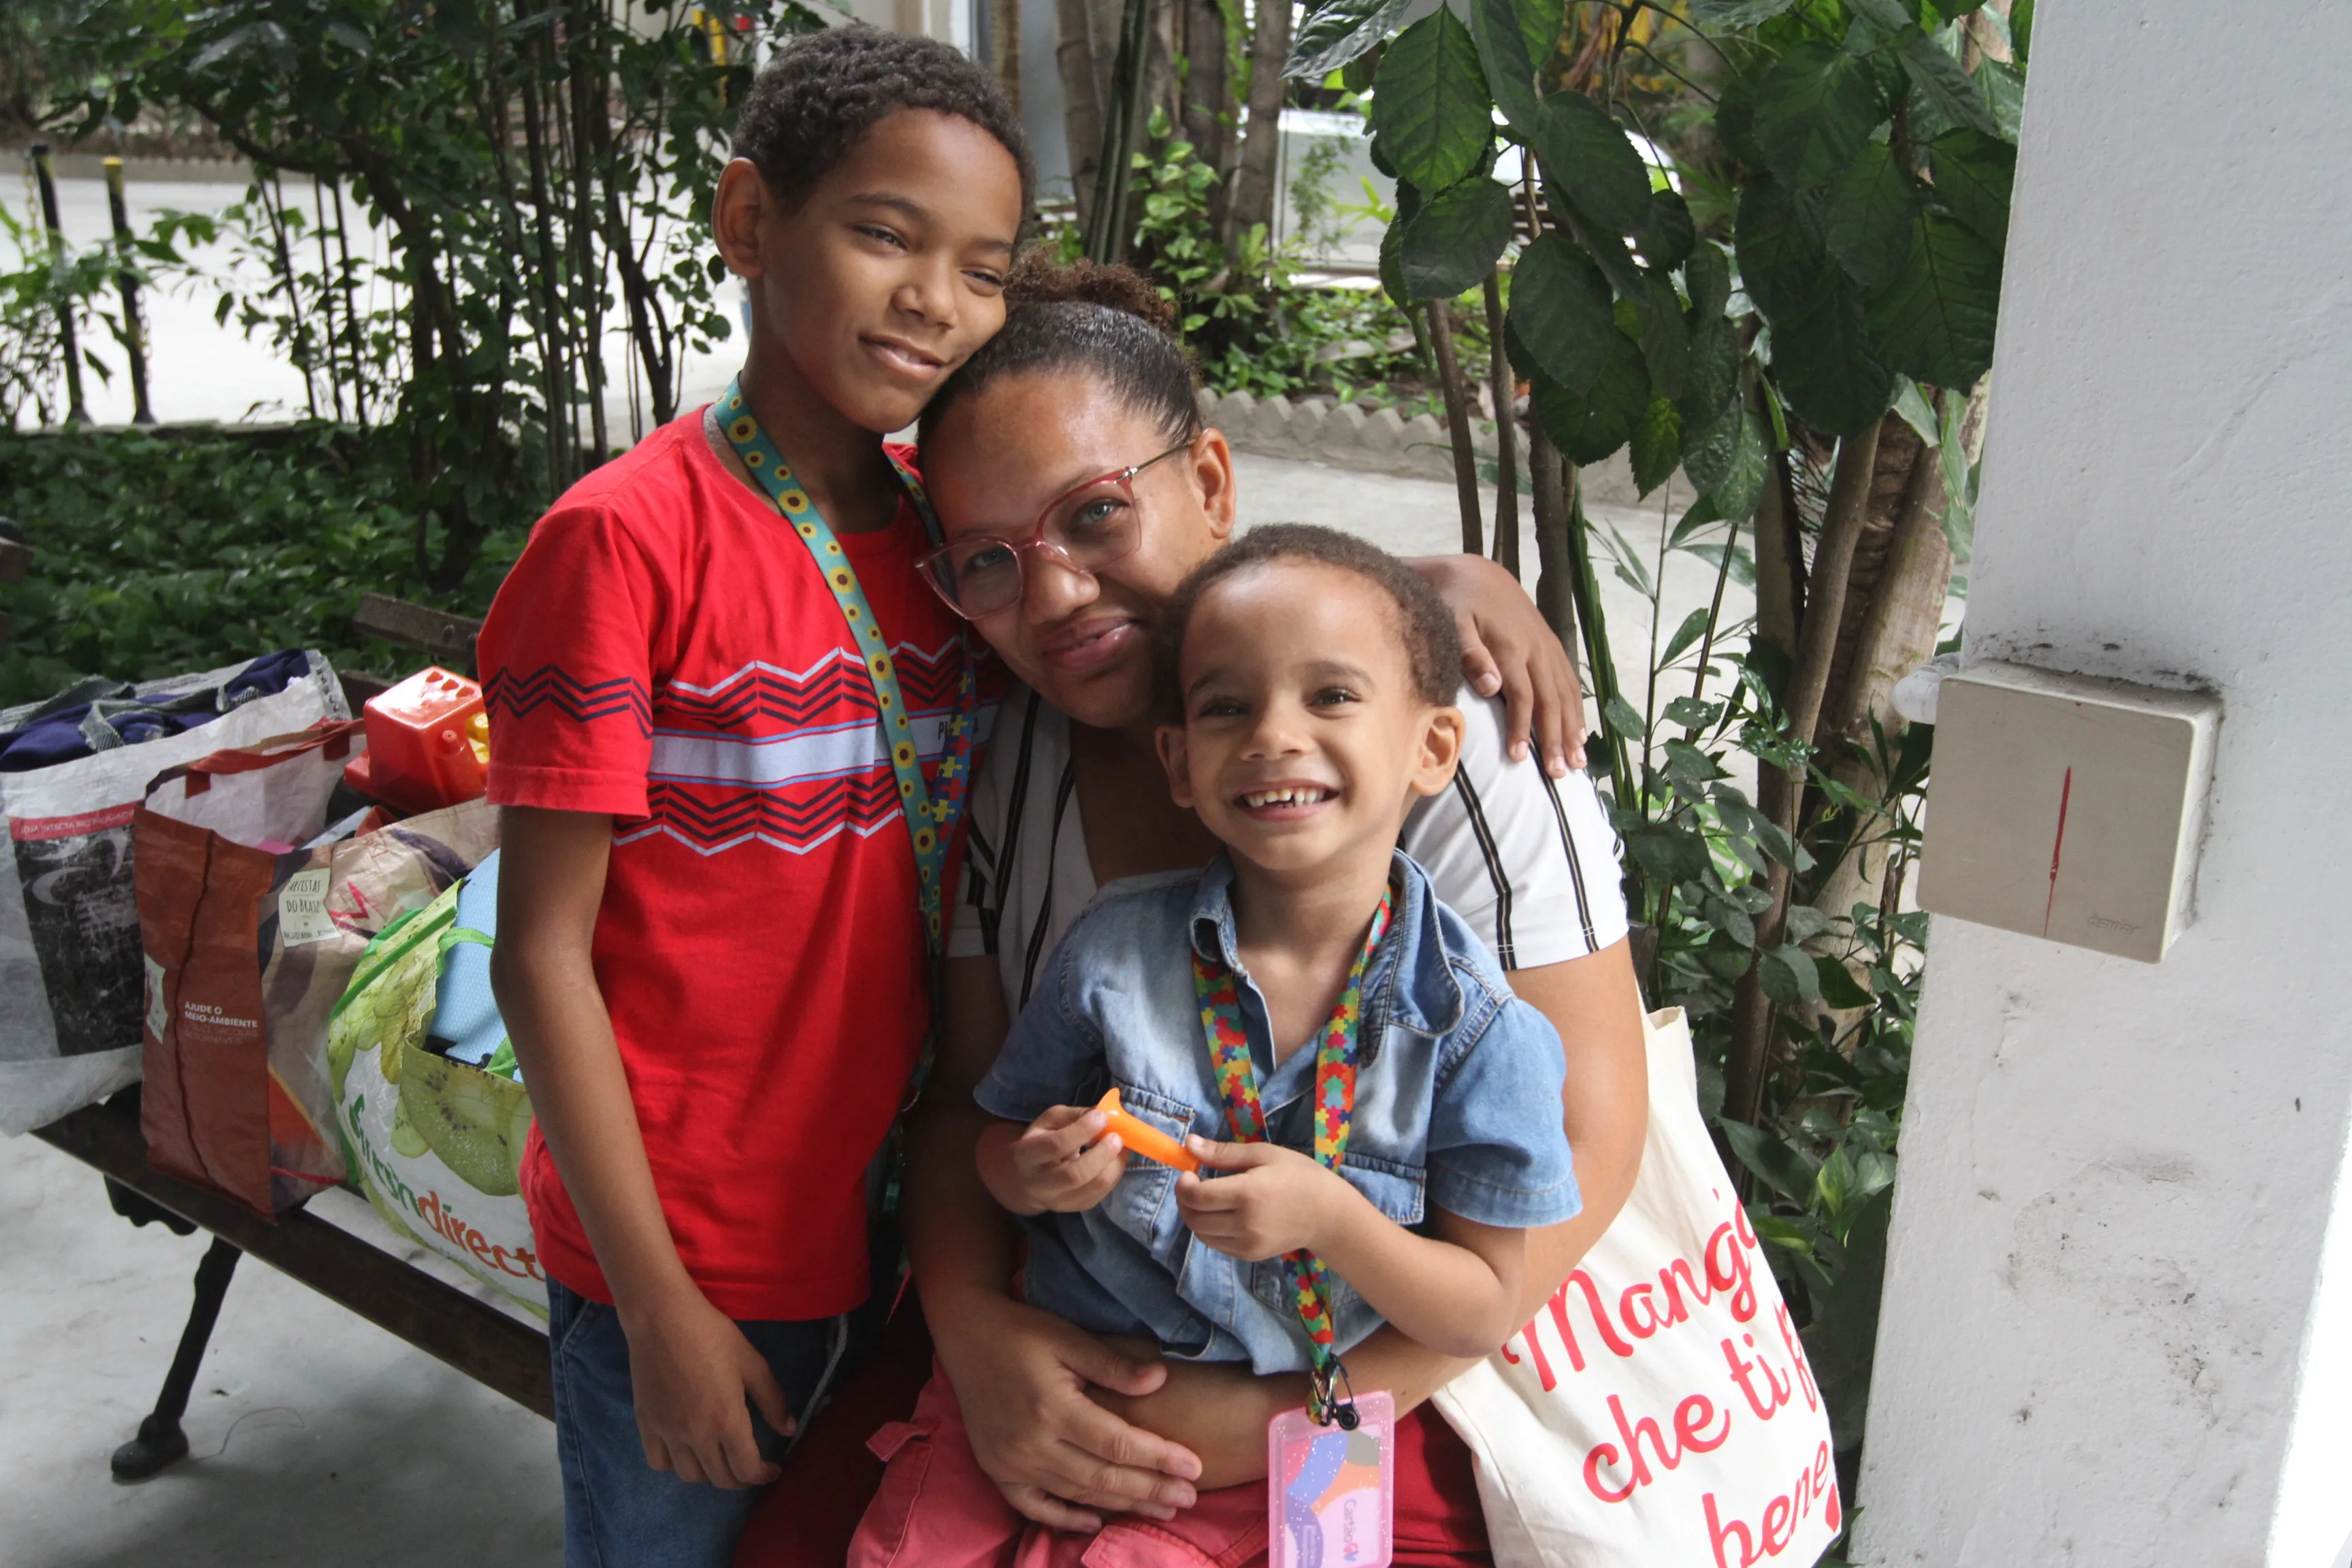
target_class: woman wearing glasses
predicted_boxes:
[737,259,1651,1566]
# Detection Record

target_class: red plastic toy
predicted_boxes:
[342,666,489,814]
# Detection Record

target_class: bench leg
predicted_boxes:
[112,1235,242,1482]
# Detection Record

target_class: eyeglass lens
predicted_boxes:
[936,477,1145,615]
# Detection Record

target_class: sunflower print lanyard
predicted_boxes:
[1192,878,1394,1426]
[717,378,978,960]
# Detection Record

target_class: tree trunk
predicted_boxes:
[1224,0,1291,250]
[992,0,1024,114]
[1751,441,1803,666]
[1819,413,1927,734]
[1530,423,1576,655]
[1724,421,1882,1129]
[1426,300,1484,557]
[1180,0,1229,232]
[1057,0,1110,225]
[1482,272,1521,578]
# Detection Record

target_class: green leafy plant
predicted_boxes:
[0,424,521,706]
[39,0,822,590]
[1280,0,2027,1493]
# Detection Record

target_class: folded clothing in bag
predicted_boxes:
[0,651,347,1137]
[427,849,514,1079]
[0,649,318,772]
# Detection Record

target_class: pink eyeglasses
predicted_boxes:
[919,440,1193,618]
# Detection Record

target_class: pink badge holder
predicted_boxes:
[1268,1390,1396,1568]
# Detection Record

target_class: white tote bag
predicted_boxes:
[0,651,346,1134]
[1433,1008,1842,1568]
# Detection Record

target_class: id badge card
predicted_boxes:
[1268,1390,1395,1568]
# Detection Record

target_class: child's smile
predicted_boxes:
[1160,560,1462,883]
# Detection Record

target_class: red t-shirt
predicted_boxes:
[478,412,984,1320]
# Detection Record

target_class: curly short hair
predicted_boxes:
[1157,525,1466,714]
[732,26,1033,213]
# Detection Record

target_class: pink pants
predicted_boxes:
[847,1367,1269,1568]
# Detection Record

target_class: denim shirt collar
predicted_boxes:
[1186,849,1466,1041]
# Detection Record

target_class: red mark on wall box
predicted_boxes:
[2042,765,2074,937]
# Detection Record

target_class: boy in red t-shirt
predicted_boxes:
[478,28,1028,1567]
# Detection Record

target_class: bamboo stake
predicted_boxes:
[328,179,368,429]
[566,0,609,460]
[259,172,321,419]
[306,176,346,424]
[102,158,156,425]
[31,144,88,426]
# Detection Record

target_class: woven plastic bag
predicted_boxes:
[1432,1008,1842,1568]
[0,651,346,1134]
[329,874,544,1313]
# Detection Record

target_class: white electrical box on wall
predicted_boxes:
[1918,662,2221,962]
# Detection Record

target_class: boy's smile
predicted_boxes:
[1160,561,1463,882]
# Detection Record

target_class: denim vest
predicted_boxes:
[975,851,1580,1375]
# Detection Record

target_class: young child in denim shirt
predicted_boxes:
[847,525,1580,1566]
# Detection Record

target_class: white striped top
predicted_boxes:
[949,682,1630,1013]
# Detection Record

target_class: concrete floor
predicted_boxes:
[3,174,1762,1568]
[0,1132,562,1566]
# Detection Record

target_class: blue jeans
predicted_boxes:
[547,1278,858,1568]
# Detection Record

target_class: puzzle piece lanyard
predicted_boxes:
[1192,879,1394,1427]
[716,378,978,959]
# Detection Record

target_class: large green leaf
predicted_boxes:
[1468,0,1539,128]
[1506,233,1616,392]
[1378,214,1411,309]
[1774,276,1895,437]
[1977,58,2025,142]
[1288,0,1412,80]
[1526,92,1652,235]
[1637,272,1688,399]
[1532,327,1648,463]
[1371,10,1493,195]
[1896,24,1999,137]
[1637,187,1696,270]
[1398,177,1515,299]
[1631,396,1683,497]
[1685,238,1733,321]
[1867,209,2001,388]
[1713,69,1768,169]
[1752,40,1888,189]
[1733,176,1829,325]
[1546,190,1646,298]
[1512,0,1564,75]
[1707,409,1770,520]
[1929,127,2015,248]
[1678,318,1743,464]
[1825,141,1917,287]
[1720,1119,1820,1206]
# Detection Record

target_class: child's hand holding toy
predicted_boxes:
[1175,1137,1364,1262]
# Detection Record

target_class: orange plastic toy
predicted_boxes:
[342,666,489,814]
[1095,1088,1201,1173]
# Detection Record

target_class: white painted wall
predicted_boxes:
[1854,4,2352,1565]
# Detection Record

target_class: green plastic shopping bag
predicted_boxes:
[328,878,543,1315]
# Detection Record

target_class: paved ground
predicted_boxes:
[2,176,1756,1568]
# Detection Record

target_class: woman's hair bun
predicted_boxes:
[1003,253,1177,334]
